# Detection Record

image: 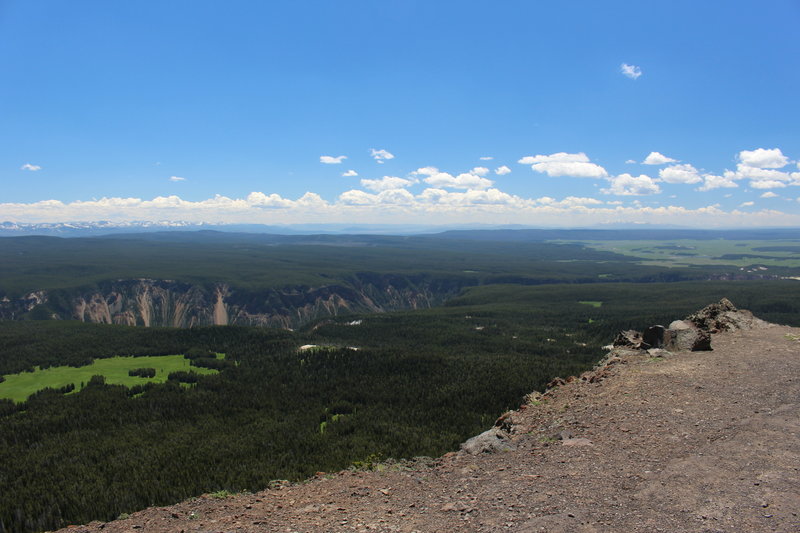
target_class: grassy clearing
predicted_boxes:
[0,354,221,403]
[579,300,603,308]
[566,239,800,268]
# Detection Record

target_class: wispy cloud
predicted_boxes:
[479,156,494,161]
[643,151,678,165]
[760,191,778,198]
[342,170,358,177]
[370,148,394,163]
[620,63,642,80]
[320,155,347,164]
[169,176,186,182]
[20,163,41,171]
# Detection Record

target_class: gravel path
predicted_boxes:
[61,324,800,533]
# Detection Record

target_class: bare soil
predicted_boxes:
[60,325,800,533]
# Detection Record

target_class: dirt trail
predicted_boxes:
[62,325,800,533]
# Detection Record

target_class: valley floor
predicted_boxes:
[59,325,800,533]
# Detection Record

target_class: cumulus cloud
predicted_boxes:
[479,156,494,161]
[658,164,702,184]
[370,148,394,163]
[246,192,295,208]
[3,192,800,228]
[556,196,603,208]
[602,174,661,196]
[518,152,608,178]
[620,63,642,80]
[169,176,186,182]
[320,155,347,164]
[715,148,800,189]
[738,148,789,169]
[417,188,529,207]
[748,179,788,189]
[494,165,512,176]
[21,163,41,171]
[643,152,678,165]
[341,170,358,177]
[760,191,779,198]
[698,174,738,192]
[360,176,418,192]
[411,166,493,190]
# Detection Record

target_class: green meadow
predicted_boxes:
[571,239,800,268]
[0,354,221,403]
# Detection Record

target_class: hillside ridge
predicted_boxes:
[57,303,800,532]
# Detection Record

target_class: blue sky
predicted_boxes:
[2,1,799,227]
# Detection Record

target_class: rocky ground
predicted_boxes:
[60,315,800,533]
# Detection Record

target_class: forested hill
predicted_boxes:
[3,229,795,329]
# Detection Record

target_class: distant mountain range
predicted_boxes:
[2,220,799,240]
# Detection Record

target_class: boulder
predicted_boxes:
[461,427,514,454]
[666,320,712,351]
[685,298,769,332]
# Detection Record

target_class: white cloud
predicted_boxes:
[479,156,494,161]
[748,179,787,189]
[620,63,642,80]
[417,188,528,207]
[169,176,186,182]
[341,170,358,177]
[760,191,778,198]
[471,166,490,176]
[424,172,493,190]
[411,166,494,190]
[3,192,800,228]
[698,174,738,191]
[21,163,41,171]
[658,164,702,184]
[320,155,347,164]
[556,196,603,208]
[643,152,678,165]
[494,165,512,176]
[738,148,789,169]
[602,174,661,196]
[518,152,588,165]
[739,201,755,207]
[246,192,295,208]
[625,159,637,164]
[360,176,418,192]
[370,148,394,163]
[518,152,608,178]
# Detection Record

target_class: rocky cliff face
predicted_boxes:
[0,275,464,329]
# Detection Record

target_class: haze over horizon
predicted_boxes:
[2,1,799,228]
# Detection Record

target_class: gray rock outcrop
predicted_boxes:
[461,427,515,454]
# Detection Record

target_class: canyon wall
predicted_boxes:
[0,275,466,329]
